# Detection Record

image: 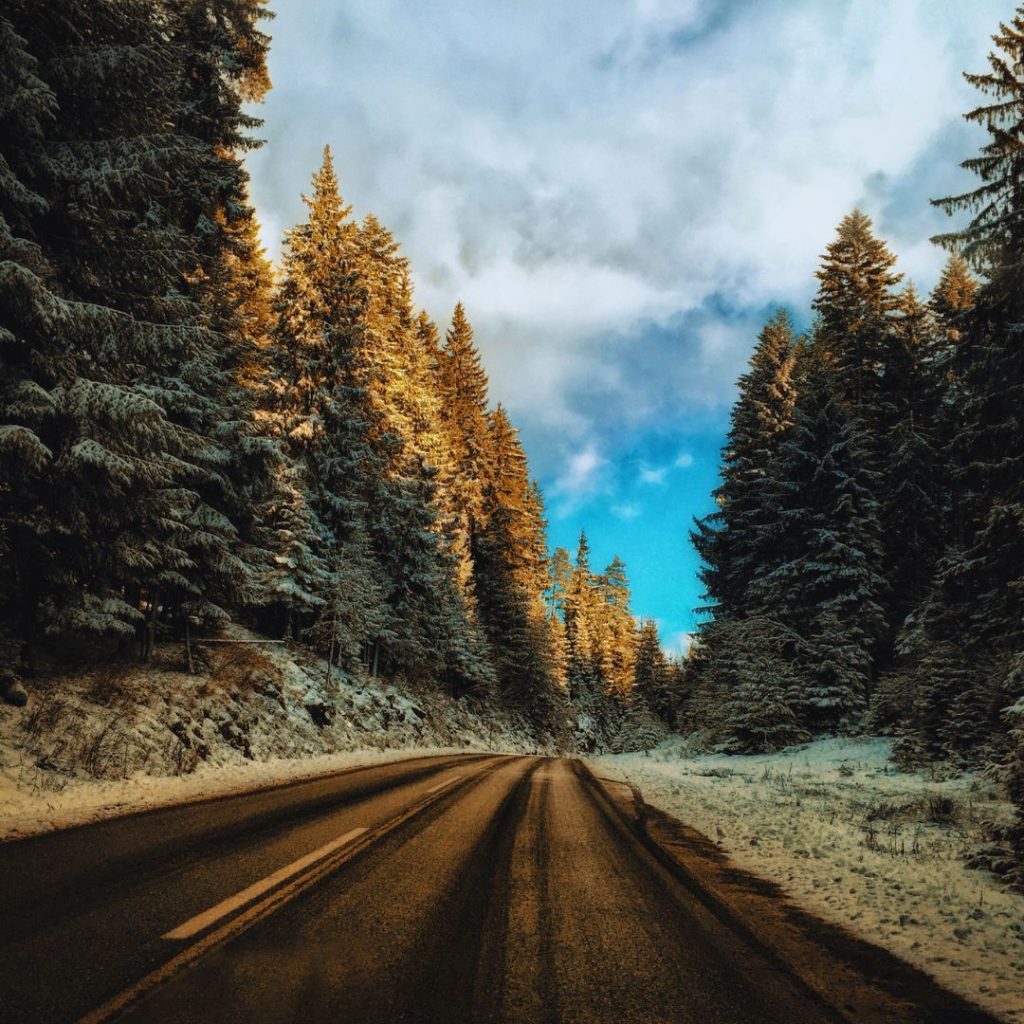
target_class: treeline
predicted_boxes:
[0,0,679,751]
[690,10,1024,877]
[0,0,569,735]
[547,534,685,750]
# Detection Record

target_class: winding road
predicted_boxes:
[0,754,1001,1023]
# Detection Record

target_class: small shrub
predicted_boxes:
[84,663,138,703]
[926,794,960,824]
[205,644,273,695]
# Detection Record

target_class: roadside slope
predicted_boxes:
[0,629,544,841]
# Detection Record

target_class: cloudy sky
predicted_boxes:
[246,0,1004,654]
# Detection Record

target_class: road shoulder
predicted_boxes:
[583,762,1004,1024]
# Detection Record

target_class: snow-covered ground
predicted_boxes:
[593,736,1024,1024]
[0,628,542,841]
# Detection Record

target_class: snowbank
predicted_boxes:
[592,736,1024,1024]
[0,629,542,842]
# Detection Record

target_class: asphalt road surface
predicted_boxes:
[0,754,992,1023]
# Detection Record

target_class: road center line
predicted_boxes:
[79,758,507,1024]
[426,773,463,793]
[162,826,368,940]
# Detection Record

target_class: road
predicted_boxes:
[0,754,998,1023]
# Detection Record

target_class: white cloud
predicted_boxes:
[612,503,642,520]
[675,452,695,469]
[639,466,668,486]
[247,0,1003,459]
[667,631,695,657]
[553,443,605,501]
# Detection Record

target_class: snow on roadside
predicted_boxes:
[0,745,477,843]
[592,736,1024,1024]
[0,630,539,842]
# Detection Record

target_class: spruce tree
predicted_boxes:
[812,209,902,416]
[900,10,1024,783]
[593,556,637,696]
[692,310,798,624]
[1,0,270,659]
[473,406,558,719]
[880,285,947,629]
[436,303,493,598]
[752,360,887,732]
[690,311,798,737]
[0,10,66,659]
[633,618,671,721]
[545,546,573,687]
[931,255,978,349]
[564,534,600,713]
[268,147,383,658]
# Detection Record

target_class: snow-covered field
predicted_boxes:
[593,737,1024,1024]
[0,629,541,842]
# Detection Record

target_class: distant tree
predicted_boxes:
[593,556,637,696]
[632,619,671,722]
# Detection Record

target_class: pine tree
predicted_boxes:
[692,310,798,625]
[0,0,273,659]
[752,361,887,731]
[611,692,667,754]
[351,214,447,477]
[547,546,573,621]
[436,303,493,598]
[633,618,671,721]
[898,11,1024,786]
[880,285,947,629]
[1004,654,1024,886]
[0,10,66,659]
[260,463,329,639]
[344,216,481,685]
[928,256,977,551]
[812,209,902,417]
[473,406,558,720]
[545,545,573,687]
[268,147,383,661]
[930,255,978,349]
[593,556,637,696]
[563,532,602,739]
[690,311,799,738]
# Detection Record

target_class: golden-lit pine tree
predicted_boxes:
[564,531,600,701]
[411,311,459,525]
[545,546,574,687]
[351,215,447,477]
[930,255,977,347]
[483,408,548,605]
[267,147,387,655]
[436,303,494,598]
[594,556,637,696]
[469,407,559,720]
